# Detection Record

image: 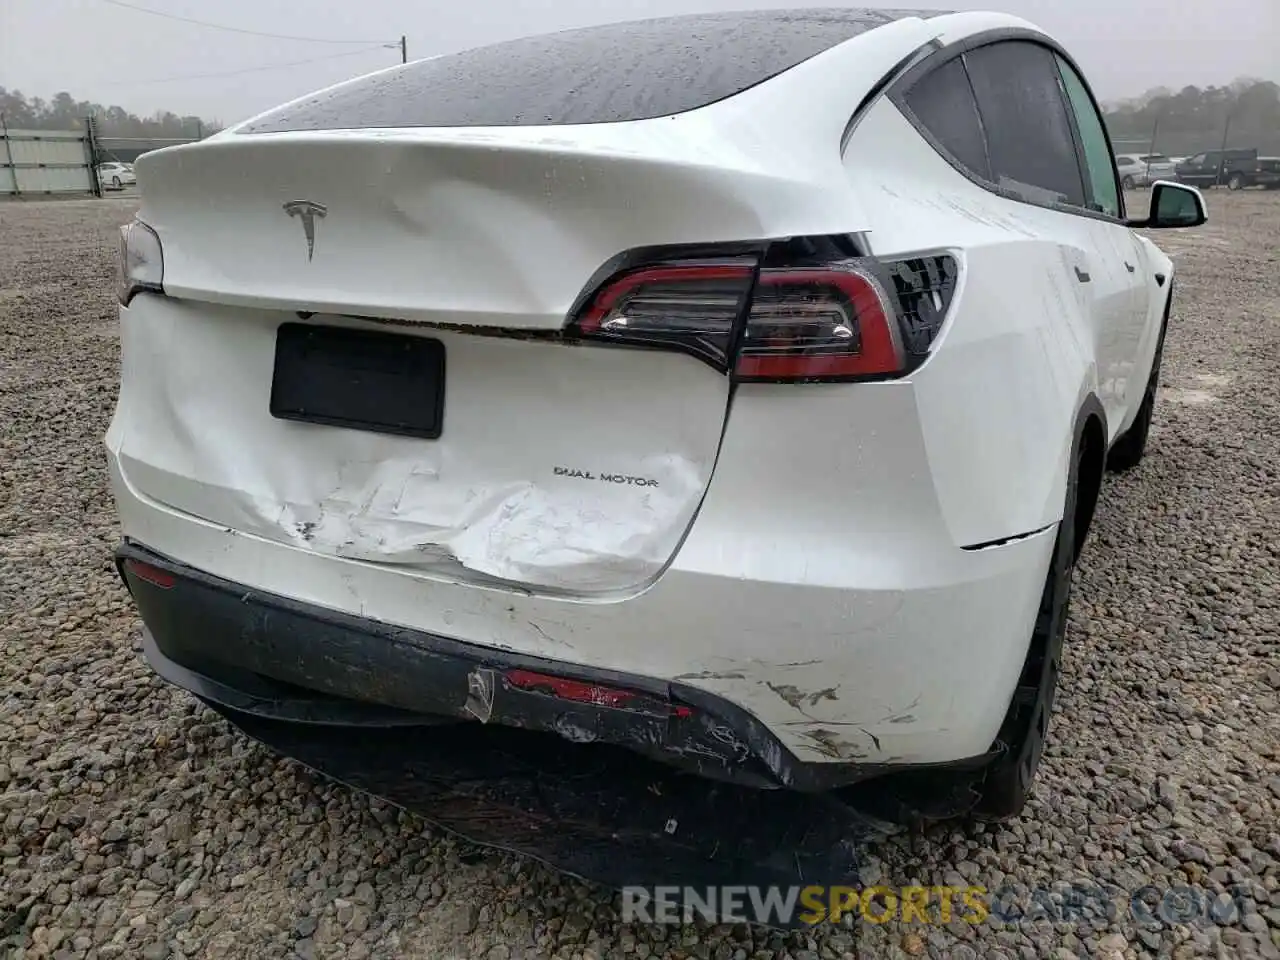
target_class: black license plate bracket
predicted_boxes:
[269,322,445,440]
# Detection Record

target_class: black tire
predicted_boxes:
[112,176,122,189]
[1227,173,1245,191]
[1121,175,1136,190]
[1106,310,1169,473]
[972,441,1082,820]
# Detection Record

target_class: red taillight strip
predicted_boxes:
[126,559,176,589]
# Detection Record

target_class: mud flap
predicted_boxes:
[209,703,899,928]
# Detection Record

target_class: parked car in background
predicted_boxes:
[1116,154,1145,188]
[96,162,136,190]
[1116,153,1177,188]
[1174,148,1266,189]
[1138,154,1178,183]
[1240,156,1280,190]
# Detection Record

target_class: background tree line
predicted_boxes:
[3,77,1278,155]
[1101,78,1279,156]
[0,88,219,139]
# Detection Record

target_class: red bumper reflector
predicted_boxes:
[504,669,694,718]
[126,559,176,589]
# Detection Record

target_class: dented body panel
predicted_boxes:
[110,297,728,594]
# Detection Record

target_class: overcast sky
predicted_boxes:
[2,0,1276,124]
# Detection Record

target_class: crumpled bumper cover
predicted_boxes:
[113,542,926,918]
[116,540,953,793]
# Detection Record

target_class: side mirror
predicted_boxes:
[1130,181,1207,229]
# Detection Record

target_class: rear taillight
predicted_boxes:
[116,219,165,306]
[571,261,756,370]
[735,262,902,381]
[568,241,956,383]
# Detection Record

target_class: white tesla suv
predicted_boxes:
[107,8,1206,819]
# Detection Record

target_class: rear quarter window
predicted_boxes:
[902,56,992,180]
[239,9,945,133]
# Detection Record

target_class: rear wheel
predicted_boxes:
[1106,313,1168,473]
[1227,173,1245,191]
[972,437,1084,819]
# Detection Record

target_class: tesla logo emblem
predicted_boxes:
[282,200,327,261]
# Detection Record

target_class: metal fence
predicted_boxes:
[0,122,98,197]
[95,136,201,165]
[0,117,205,198]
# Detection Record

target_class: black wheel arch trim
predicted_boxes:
[1072,394,1107,563]
[1076,393,1108,455]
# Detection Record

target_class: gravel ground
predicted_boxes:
[1,192,1278,960]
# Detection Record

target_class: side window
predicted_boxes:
[1055,55,1121,217]
[962,41,1086,207]
[902,57,991,181]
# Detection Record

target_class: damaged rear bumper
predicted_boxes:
[118,541,982,793]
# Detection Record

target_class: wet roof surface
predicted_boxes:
[239,8,950,133]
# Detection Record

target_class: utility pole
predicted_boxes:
[1216,107,1233,185]
[85,114,102,199]
[400,35,407,64]
[1,112,22,197]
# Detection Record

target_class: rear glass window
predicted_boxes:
[239,9,946,133]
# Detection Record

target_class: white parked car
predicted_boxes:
[1116,153,1177,188]
[1140,154,1179,182]
[96,161,136,190]
[109,8,1206,820]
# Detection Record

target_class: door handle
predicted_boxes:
[1074,266,1091,283]
[1124,261,1135,273]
